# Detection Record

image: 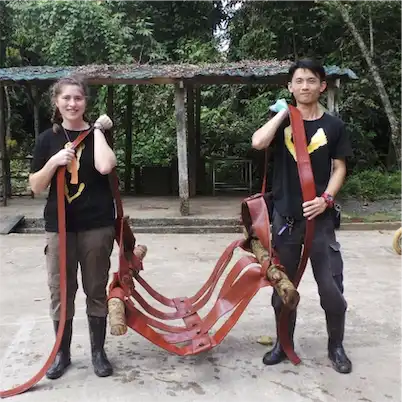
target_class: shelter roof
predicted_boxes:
[0,60,358,86]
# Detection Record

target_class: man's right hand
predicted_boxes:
[269,98,289,114]
[51,148,76,167]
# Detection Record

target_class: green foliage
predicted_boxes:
[1,0,401,185]
[90,84,176,167]
[104,1,224,62]
[0,3,10,67]
[173,38,223,63]
[226,0,401,171]
[340,169,401,200]
[130,86,177,167]
[7,0,168,65]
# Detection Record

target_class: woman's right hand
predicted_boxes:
[51,148,76,167]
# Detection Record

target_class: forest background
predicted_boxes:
[0,0,400,201]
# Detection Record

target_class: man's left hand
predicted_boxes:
[302,197,327,220]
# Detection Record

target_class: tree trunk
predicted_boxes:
[334,1,400,166]
[368,5,374,57]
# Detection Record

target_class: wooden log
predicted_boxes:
[108,244,148,335]
[248,236,300,310]
[134,244,148,260]
[108,298,127,336]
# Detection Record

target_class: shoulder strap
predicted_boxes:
[287,105,316,286]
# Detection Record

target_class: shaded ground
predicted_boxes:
[0,231,400,402]
[0,194,400,222]
[340,198,401,222]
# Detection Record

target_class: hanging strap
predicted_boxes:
[107,105,315,364]
[278,105,316,364]
[0,128,93,399]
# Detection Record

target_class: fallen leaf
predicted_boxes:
[257,335,273,346]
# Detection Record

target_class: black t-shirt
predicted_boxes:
[271,112,353,219]
[31,127,115,232]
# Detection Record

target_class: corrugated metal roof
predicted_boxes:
[0,60,358,85]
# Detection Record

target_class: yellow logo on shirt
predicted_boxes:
[64,142,86,203]
[284,125,327,161]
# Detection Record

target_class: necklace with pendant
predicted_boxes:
[62,126,84,149]
[62,126,73,148]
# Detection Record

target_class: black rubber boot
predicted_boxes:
[326,312,352,374]
[263,310,296,366]
[46,319,73,380]
[88,316,113,377]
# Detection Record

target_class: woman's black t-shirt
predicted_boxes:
[31,127,115,232]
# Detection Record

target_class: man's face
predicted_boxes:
[288,68,327,105]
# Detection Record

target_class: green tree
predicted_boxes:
[225,0,401,171]
[7,0,166,65]
[324,0,400,167]
[0,2,10,67]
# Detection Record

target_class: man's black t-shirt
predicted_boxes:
[271,112,353,220]
[31,127,115,232]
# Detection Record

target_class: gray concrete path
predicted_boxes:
[0,231,400,402]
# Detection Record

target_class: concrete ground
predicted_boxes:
[0,231,400,402]
[0,194,247,219]
[1,194,400,220]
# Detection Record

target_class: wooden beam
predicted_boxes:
[186,83,196,197]
[174,82,189,215]
[0,85,7,206]
[0,75,347,88]
[124,85,133,193]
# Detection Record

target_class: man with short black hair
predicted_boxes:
[252,58,353,374]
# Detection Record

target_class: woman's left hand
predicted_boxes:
[302,196,327,220]
[95,114,113,130]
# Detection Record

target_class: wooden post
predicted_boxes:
[327,78,340,116]
[107,85,114,121]
[186,83,196,197]
[31,85,40,143]
[124,85,133,193]
[106,85,114,148]
[174,82,190,215]
[0,85,7,206]
[195,85,202,193]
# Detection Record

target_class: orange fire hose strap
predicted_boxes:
[0,129,93,399]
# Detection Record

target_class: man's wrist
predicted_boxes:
[278,109,289,117]
[321,192,334,208]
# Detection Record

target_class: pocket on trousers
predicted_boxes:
[329,241,343,275]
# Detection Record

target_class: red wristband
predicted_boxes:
[321,192,334,208]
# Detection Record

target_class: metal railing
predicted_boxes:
[207,157,253,196]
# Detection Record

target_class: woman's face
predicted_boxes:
[55,84,87,122]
